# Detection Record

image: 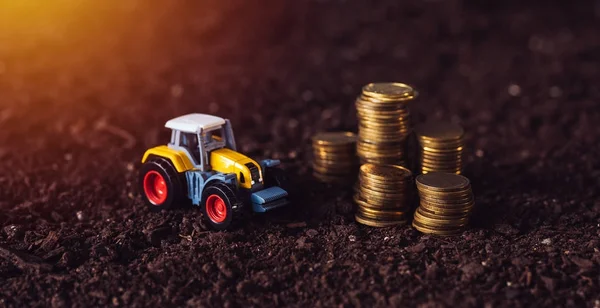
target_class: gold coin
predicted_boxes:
[357,146,406,155]
[358,153,406,161]
[356,109,410,119]
[313,153,358,165]
[312,144,356,153]
[361,158,407,166]
[356,101,409,111]
[357,207,408,221]
[360,164,411,181]
[358,137,406,146]
[359,121,411,129]
[357,147,406,155]
[362,82,416,100]
[312,132,357,146]
[415,122,464,142]
[355,214,407,227]
[412,220,464,236]
[359,175,410,187]
[418,201,473,215]
[359,205,407,216]
[358,198,410,211]
[417,200,475,212]
[420,168,463,175]
[420,155,464,164]
[416,188,472,200]
[415,137,465,148]
[420,165,463,172]
[359,174,411,186]
[416,205,471,219]
[358,119,411,128]
[359,129,409,138]
[361,161,407,167]
[417,207,470,221]
[312,144,356,157]
[356,99,410,111]
[359,186,409,200]
[422,170,461,175]
[359,182,410,194]
[420,158,462,166]
[420,147,464,155]
[416,172,470,192]
[353,193,369,207]
[357,143,406,152]
[357,145,407,155]
[418,193,473,204]
[312,159,358,167]
[360,190,410,205]
[358,135,407,144]
[356,111,410,121]
[420,167,463,174]
[414,208,469,225]
[359,127,411,137]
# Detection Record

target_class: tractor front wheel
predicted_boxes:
[139,158,183,211]
[202,183,240,230]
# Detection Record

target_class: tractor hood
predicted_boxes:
[210,148,262,189]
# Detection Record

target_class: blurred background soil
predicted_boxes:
[0,0,599,306]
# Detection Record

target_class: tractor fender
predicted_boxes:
[142,146,194,173]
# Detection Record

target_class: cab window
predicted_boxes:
[202,128,226,150]
[180,132,200,163]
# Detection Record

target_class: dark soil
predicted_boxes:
[1,0,599,307]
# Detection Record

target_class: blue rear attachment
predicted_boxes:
[251,186,288,212]
[260,159,280,170]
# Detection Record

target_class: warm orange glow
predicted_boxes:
[0,1,89,46]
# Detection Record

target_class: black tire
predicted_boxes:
[201,183,243,230]
[265,167,289,191]
[139,158,184,212]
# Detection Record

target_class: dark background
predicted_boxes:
[1,0,599,306]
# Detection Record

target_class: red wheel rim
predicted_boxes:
[143,171,168,205]
[206,194,227,223]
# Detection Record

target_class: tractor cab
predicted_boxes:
[165,114,237,172]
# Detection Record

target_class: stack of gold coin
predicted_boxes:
[412,172,474,235]
[355,82,417,166]
[415,121,465,174]
[312,132,359,183]
[354,164,412,227]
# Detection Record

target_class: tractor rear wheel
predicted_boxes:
[202,183,241,230]
[140,158,183,211]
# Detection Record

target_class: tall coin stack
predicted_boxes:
[413,172,474,235]
[312,132,359,183]
[354,164,412,227]
[415,122,465,175]
[355,83,417,166]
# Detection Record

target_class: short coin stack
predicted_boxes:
[312,132,359,183]
[355,82,417,166]
[415,121,465,175]
[354,164,412,227]
[413,172,474,235]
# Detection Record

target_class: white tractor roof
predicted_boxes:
[165,113,226,133]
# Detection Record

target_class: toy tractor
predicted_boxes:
[139,113,289,230]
